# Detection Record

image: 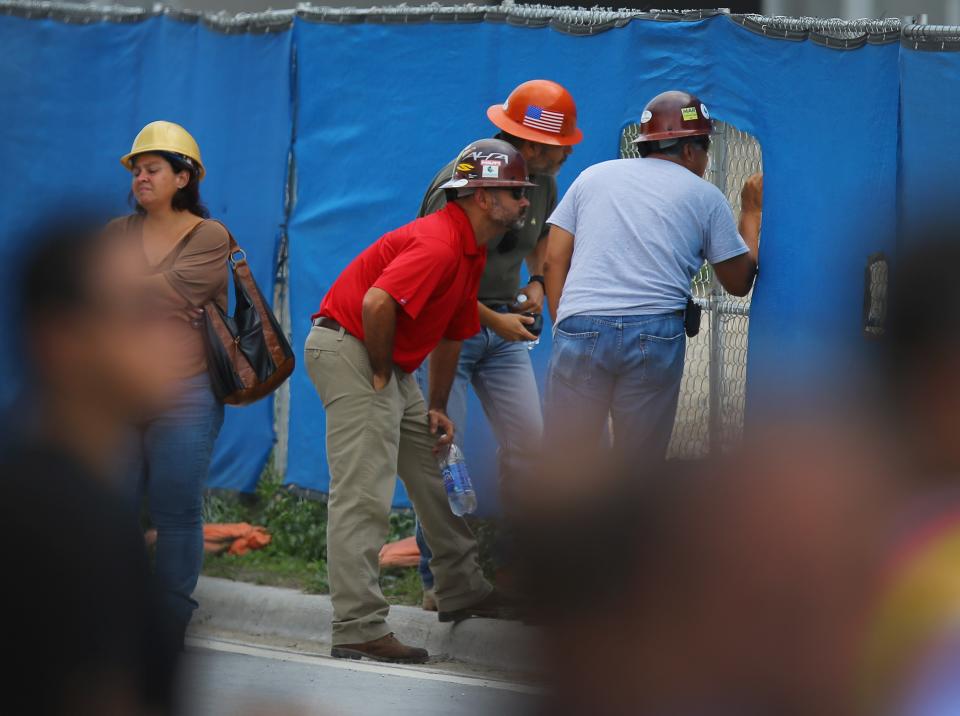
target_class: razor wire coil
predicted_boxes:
[0,0,929,46]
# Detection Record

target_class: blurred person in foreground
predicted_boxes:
[542,90,762,461]
[520,234,960,716]
[854,236,960,716]
[111,120,231,646]
[304,139,533,663]
[516,412,899,716]
[0,219,181,714]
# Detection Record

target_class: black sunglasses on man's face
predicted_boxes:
[505,186,528,200]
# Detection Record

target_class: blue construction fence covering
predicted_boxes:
[0,6,292,492]
[0,4,955,507]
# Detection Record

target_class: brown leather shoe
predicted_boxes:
[331,633,428,664]
[438,589,515,623]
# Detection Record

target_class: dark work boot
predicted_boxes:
[438,589,515,623]
[331,633,429,664]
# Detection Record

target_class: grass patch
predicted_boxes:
[203,547,329,594]
[201,463,426,605]
[380,566,425,606]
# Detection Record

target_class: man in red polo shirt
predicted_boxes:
[304,139,534,664]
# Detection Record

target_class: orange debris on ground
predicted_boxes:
[378,536,421,568]
[144,524,271,555]
[203,523,272,555]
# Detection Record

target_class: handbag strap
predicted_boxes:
[204,219,246,268]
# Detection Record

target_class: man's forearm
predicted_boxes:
[543,226,574,322]
[544,260,569,322]
[361,287,398,379]
[525,236,548,277]
[428,338,462,411]
[739,210,761,263]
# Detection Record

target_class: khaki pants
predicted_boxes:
[305,325,492,645]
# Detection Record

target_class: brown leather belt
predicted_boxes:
[313,316,345,333]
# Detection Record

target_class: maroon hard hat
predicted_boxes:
[439,138,537,191]
[634,90,714,144]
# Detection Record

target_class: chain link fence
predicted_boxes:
[620,121,762,458]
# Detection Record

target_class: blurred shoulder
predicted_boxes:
[103,214,138,237]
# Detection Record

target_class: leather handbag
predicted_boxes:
[203,228,294,406]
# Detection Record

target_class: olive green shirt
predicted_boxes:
[418,158,557,306]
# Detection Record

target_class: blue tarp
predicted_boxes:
[0,10,937,505]
[285,15,900,508]
[0,13,292,491]
[899,46,960,234]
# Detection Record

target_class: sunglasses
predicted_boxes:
[501,186,528,200]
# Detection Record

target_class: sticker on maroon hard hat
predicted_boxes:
[465,150,509,162]
[700,103,710,119]
[457,162,474,172]
[641,110,652,124]
[481,160,501,179]
[681,106,699,121]
[448,178,469,188]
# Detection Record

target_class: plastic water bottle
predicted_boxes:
[438,443,477,516]
[515,293,542,350]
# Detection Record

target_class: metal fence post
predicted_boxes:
[707,123,730,455]
[708,285,723,455]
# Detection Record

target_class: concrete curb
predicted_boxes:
[190,577,538,674]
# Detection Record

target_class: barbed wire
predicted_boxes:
[2,0,948,46]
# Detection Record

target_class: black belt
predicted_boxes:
[313,316,346,333]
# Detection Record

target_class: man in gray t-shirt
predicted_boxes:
[543,90,762,460]
[414,80,584,608]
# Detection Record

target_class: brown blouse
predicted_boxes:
[109,215,230,379]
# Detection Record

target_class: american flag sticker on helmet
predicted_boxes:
[523,105,564,133]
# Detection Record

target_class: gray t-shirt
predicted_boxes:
[547,157,748,325]
[420,159,557,306]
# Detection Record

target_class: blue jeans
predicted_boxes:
[128,372,224,628]
[543,313,685,461]
[414,322,543,590]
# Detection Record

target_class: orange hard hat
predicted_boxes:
[634,90,714,144]
[487,80,583,147]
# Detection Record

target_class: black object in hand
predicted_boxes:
[523,312,543,337]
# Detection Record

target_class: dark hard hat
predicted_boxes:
[634,90,714,144]
[439,138,538,191]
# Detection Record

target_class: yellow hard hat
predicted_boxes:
[120,121,205,180]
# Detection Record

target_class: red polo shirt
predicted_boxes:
[314,203,486,373]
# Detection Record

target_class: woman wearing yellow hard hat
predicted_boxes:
[113,120,229,646]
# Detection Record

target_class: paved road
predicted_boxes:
[179,637,540,716]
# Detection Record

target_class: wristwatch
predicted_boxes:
[529,275,545,288]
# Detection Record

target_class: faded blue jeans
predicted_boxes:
[128,372,224,629]
[543,313,685,461]
[414,320,543,590]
